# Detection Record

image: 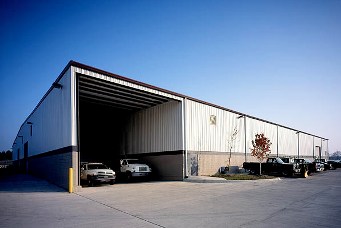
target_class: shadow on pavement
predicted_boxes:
[0,174,65,193]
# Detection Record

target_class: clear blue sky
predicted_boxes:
[1,0,340,153]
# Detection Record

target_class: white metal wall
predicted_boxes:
[12,68,73,159]
[322,139,328,158]
[313,137,329,158]
[124,100,183,154]
[185,100,244,153]
[247,118,278,156]
[185,99,327,159]
[299,133,313,157]
[277,127,297,156]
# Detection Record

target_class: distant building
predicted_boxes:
[12,61,328,190]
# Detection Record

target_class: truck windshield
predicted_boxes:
[88,164,108,170]
[127,159,142,164]
[281,158,289,163]
[276,158,284,164]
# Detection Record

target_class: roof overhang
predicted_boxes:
[78,74,177,111]
[70,61,183,111]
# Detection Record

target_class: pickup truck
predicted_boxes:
[314,158,331,170]
[119,158,152,180]
[280,157,309,177]
[294,158,324,174]
[327,160,339,169]
[243,157,306,177]
[80,162,116,186]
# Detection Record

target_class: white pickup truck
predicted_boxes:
[80,162,116,186]
[120,158,152,180]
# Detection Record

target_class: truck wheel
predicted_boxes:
[126,172,132,181]
[87,176,94,187]
[110,180,115,185]
[302,170,308,178]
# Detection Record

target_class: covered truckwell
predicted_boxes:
[77,73,184,182]
[79,100,129,173]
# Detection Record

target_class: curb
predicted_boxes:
[184,176,282,183]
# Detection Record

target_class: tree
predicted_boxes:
[250,133,272,175]
[226,126,239,171]
[330,151,341,160]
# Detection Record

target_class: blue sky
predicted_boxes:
[1,0,340,153]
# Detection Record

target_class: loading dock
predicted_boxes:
[78,73,183,184]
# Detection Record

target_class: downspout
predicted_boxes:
[296,131,300,159]
[276,125,279,157]
[75,70,81,186]
[244,116,247,162]
[320,138,322,159]
[182,97,188,179]
[326,139,329,159]
[312,137,315,158]
[297,132,300,158]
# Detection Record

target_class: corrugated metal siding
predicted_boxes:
[186,100,244,153]
[184,99,327,161]
[247,118,278,156]
[313,137,328,159]
[278,127,297,156]
[299,133,314,157]
[12,68,72,159]
[124,101,183,154]
[322,139,328,158]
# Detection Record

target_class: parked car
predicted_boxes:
[80,162,116,186]
[243,157,306,177]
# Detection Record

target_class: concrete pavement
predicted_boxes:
[1,170,341,228]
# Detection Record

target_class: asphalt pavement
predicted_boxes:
[1,170,340,228]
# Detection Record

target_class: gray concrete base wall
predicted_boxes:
[188,151,321,177]
[188,151,257,176]
[142,153,183,181]
[28,148,78,190]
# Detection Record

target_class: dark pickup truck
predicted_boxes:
[243,157,306,177]
[314,158,332,170]
[280,157,309,177]
[327,160,340,169]
[294,158,323,174]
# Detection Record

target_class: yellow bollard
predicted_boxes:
[69,168,73,193]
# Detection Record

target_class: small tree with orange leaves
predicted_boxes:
[250,133,272,175]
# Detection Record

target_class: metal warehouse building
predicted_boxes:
[12,61,329,190]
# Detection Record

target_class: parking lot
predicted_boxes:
[1,170,341,228]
